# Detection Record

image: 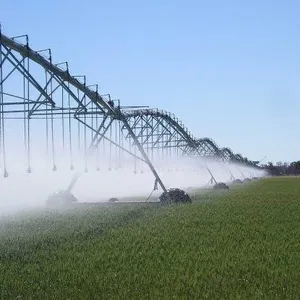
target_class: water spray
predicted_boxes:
[0,28,265,209]
[203,161,230,190]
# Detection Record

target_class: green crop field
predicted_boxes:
[1,177,300,299]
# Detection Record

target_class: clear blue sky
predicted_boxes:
[1,0,300,163]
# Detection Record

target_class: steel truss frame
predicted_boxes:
[0,29,261,193]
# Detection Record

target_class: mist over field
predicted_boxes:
[0,149,266,216]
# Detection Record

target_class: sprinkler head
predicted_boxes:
[53,165,57,171]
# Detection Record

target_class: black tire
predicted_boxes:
[46,191,78,207]
[159,188,192,204]
[213,182,230,190]
[232,179,243,184]
[108,197,118,203]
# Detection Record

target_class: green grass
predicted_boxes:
[1,177,300,299]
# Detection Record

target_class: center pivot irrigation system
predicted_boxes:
[0,28,263,205]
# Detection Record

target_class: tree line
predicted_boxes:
[261,161,300,176]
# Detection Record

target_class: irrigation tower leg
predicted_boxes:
[65,113,168,198]
[205,164,218,184]
[119,115,168,194]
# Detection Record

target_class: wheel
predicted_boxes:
[108,197,118,203]
[158,188,192,204]
[232,179,242,184]
[213,182,230,190]
[46,190,78,207]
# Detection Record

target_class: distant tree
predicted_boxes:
[287,161,300,175]
[264,162,281,176]
[263,160,300,176]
